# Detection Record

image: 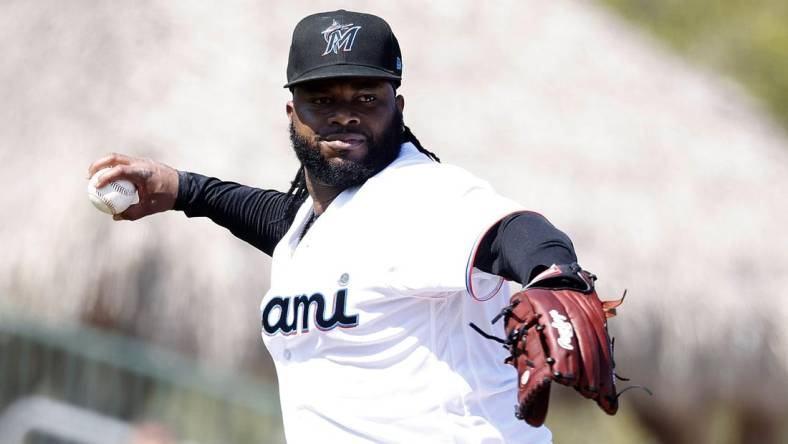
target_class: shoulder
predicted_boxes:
[377,144,496,197]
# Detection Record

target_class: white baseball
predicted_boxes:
[87,168,139,215]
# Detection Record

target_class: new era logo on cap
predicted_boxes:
[285,10,403,88]
[321,20,362,56]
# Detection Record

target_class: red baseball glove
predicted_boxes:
[471,263,626,427]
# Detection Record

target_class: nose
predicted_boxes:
[328,106,360,127]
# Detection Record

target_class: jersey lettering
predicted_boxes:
[262,289,359,336]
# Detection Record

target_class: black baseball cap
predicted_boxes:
[284,10,403,89]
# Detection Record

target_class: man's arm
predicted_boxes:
[473,211,577,285]
[87,153,301,256]
[174,171,299,255]
[472,213,629,427]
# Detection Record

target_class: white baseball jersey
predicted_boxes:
[260,143,553,443]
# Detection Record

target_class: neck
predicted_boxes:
[304,170,345,215]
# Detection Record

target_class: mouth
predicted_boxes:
[319,133,367,151]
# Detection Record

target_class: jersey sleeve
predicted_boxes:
[389,165,524,295]
[173,171,301,256]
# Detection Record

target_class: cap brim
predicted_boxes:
[284,64,401,88]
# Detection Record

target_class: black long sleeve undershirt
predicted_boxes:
[173,171,300,256]
[174,171,577,284]
[473,211,577,285]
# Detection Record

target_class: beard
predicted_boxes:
[290,110,403,189]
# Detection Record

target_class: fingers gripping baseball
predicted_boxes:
[86,153,179,220]
[87,152,131,174]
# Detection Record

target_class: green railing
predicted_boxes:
[0,312,284,443]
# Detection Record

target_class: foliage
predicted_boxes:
[600,0,788,129]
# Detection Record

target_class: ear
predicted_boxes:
[395,95,404,113]
[286,100,295,120]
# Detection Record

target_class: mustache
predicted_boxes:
[313,128,372,142]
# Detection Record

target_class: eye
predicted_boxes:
[358,94,376,103]
[312,97,332,105]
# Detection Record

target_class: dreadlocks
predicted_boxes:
[285,166,309,219]
[403,125,440,162]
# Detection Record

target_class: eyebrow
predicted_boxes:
[298,79,389,94]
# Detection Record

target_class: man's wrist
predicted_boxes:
[172,170,191,212]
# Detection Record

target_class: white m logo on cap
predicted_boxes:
[321,20,362,56]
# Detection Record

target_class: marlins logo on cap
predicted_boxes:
[321,20,362,56]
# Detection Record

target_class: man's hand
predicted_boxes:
[473,263,629,427]
[87,153,179,221]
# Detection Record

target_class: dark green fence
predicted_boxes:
[0,312,284,443]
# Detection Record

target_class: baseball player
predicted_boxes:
[88,10,623,444]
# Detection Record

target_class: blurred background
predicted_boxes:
[1,0,787,443]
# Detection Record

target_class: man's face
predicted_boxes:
[287,78,405,189]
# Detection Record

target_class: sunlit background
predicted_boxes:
[2,1,787,443]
